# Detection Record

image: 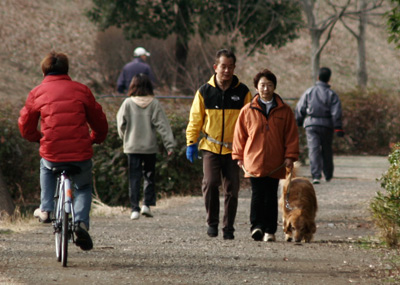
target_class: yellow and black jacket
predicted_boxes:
[186,74,252,155]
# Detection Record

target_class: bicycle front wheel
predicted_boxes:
[61,211,69,267]
[55,226,62,262]
[54,196,62,262]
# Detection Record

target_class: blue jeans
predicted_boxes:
[39,158,93,229]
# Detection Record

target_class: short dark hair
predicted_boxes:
[128,74,154,96]
[253,69,277,89]
[41,51,69,75]
[215,49,236,65]
[318,67,331,83]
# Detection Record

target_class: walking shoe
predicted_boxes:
[140,205,153,217]
[74,222,93,251]
[130,211,140,220]
[33,208,51,223]
[251,228,264,241]
[207,226,218,237]
[312,179,320,185]
[264,233,276,242]
[223,232,234,240]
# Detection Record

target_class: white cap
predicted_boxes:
[133,47,150,57]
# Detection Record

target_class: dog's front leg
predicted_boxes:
[283,220,293,242]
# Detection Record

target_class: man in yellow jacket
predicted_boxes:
[186,49,252,240]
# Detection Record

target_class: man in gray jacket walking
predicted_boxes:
[295,67,344,184]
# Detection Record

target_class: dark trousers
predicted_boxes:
[306,126,334,180]
[202,151,240,234]
[127,153,156,212]
[250,176,280,234]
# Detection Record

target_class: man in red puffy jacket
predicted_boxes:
[18,51,108,251]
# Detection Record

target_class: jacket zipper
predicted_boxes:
[220,90,225,154]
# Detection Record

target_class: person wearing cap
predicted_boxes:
[295,67,344,185]
[117,47,157,94]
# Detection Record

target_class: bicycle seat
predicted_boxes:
[51,165,81,175]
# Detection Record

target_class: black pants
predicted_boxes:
[202,150,240,234]
[127,153,156,212]
[250,176,280,234]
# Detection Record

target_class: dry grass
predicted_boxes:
[0,195,193,233]
[1,0,398,105]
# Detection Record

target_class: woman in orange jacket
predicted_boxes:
[232,69,299,242]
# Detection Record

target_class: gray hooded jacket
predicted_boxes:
[117,96,176,154]
[295,81,343,130]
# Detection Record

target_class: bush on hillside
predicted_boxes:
[0,102,40,205]
[92,111,203,206]
[370,143,400,248]
[332,89,400,155]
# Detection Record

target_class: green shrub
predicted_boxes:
[370,143,400,247]
[0,101,40,204]
[333,89,400,155]
[92,102,203,206]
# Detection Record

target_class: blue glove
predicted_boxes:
[186,144,199,163]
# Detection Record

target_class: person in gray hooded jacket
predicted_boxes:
[295,67,344,184]
[117,74,175,220]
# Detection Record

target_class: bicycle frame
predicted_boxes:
[53,169,77,267]
[61,173,76,222]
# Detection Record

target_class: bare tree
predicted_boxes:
[339,0,384,89]
[0,169,15,216]
[299,0,351,83]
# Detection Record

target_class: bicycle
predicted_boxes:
[51,165,81,267]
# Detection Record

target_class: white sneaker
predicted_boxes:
[140,205,153,217]
[130,211,140,220]
[312,179,320,185]
[33,208,50,223]
[264,233,276,242]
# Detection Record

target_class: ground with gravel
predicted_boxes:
[0,155,398,284]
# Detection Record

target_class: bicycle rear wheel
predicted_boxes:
[61,211,69,267]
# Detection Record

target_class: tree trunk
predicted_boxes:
[0,169,15,216]
[311,29,322,83]
[356,0,368,89]
[173,0,190,93]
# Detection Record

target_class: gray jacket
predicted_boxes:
[117,96,176,154]
[295,81,343,130]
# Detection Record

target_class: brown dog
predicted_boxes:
[279,170,318,243]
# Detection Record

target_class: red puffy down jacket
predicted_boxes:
[18,74,108,162]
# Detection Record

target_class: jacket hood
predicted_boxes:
[130,95,154,108]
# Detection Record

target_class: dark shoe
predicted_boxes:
[75,222,93,251]
[223,232,234,240]
[207,226,218,237]
[33,208,51,223]
[251,228,264,241]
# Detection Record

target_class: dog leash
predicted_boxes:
[285,168,294,210]
[241,163,286,178]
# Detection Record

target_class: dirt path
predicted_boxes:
[0,156,395,284]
